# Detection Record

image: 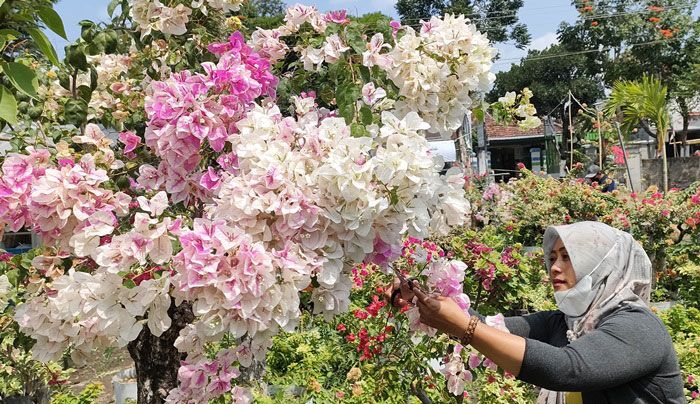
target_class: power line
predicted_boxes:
[493,37,680,65]
[398,2,690,24]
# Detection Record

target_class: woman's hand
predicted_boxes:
[412,282,470,338]
[384,277,416,308]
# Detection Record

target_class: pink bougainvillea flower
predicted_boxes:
[324,10,350,25]
[390,20,401,39]
[119,131,142,157]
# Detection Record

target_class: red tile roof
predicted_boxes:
[423,115,561,140]
[478,114,544,139]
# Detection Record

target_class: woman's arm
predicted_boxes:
[413,286,527,376]
[414,286,669,391]
[389,278,563,342]
[469,308,565,343]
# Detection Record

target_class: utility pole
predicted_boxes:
[596,109,604,168]
[460,111,474,178]
[476,120,488,179]
[568,91,574,170]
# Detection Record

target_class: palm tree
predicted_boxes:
[604,75,670,191]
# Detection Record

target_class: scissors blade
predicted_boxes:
[395,271,416,290]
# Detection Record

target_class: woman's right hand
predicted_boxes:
[385,277,416,307]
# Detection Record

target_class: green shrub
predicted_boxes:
[51,382,104,404]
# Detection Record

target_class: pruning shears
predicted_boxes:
[391,271,422,307]
[396,271,418,291]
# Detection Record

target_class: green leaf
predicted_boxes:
[5,269,19,287]
[57,70,70,90]
[27,28,59,65]
[65,44,88,71]
[1,62,39,98]
[77,85,92,103]
[0,29,20,52]
[0,29,22,39]
[80,20,96,42]
[360,105,374,125]
[103,29,119,54]
[338,100,355,122]
[336,83,360,123]
[37,6,67,39]
[63,98,88,126]
[358,66,372,84]
[0,85,18,125]
[472,105,485,123]
[89,67,98,90]
[350,123,369,138]
[107,0,120,17]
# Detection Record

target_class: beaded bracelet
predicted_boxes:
[460,316,480,346]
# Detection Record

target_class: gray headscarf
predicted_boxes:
[537,221,652,404]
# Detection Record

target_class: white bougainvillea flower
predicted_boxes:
[137,191,169,217]
[361,82,387,106]
[362,33,392,69]
[0,274,10,311]
[323,34,350,63]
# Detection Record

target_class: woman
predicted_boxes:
[393,221,684,403]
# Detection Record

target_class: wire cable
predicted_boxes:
[492,37,680,65]
[397,2,690,24]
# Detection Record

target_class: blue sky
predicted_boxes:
[47,0,700,72]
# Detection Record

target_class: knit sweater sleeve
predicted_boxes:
[517,306,670,391]
[468,309,565,343]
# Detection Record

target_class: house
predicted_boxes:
[479,115,562,182]
[670,110,700,156]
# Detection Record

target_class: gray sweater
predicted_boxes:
[475,305,685,403]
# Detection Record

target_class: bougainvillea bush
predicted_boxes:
[474,169,700,275]
[256,234,543,403]
[0,0,540,401]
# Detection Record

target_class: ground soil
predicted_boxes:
[66,347,134,403]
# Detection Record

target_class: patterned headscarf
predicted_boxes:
[537,221,652,404]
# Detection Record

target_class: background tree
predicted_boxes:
[605,76,671,190]
[488,44,603,163]
[0,0,64,126]
[240,0,286,30]
[395,0,531,48]
[558,0,700,149]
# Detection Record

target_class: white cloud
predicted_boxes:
[528,32,558,51]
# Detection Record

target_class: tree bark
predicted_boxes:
[127,300,194,404]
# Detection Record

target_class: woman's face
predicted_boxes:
[549,238,577,292]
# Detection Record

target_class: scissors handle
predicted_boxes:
[396,271,419,290]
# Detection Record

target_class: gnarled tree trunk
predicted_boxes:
[127,300,194,404]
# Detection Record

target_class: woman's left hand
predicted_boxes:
[412,282,470,338]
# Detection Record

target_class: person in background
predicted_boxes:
[585,164,616,192]
[390,221,684,403]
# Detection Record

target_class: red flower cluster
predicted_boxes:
[340,323,394,361]
[641,192,665,206]
[337,291,399,361]
[500,247,520,268]
[351,263,375,288]
[684,189,700,228]
[401,236,444,265]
